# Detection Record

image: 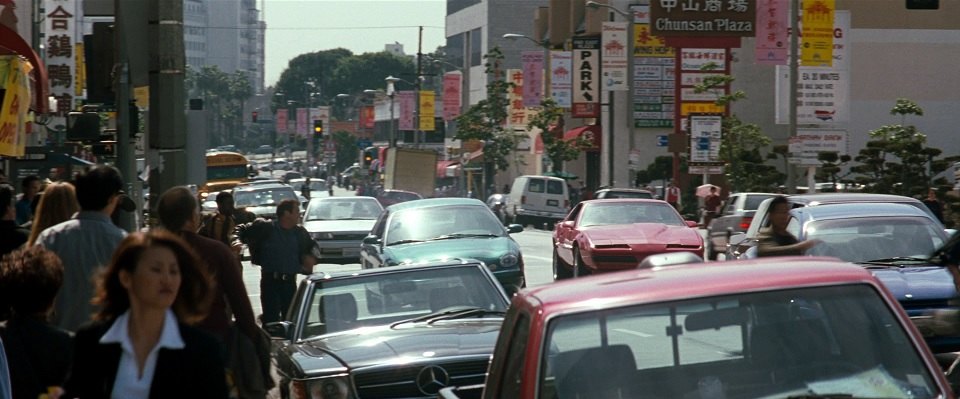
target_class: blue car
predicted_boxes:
[746,202,958,352]
[359,198,526,295]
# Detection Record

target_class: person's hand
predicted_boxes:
[231,243,244,254]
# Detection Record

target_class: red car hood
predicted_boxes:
[581,223,702,246]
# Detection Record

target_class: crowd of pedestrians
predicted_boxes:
[0,164,308,399]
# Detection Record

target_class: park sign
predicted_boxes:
[650,0,755,37]
[572,37,600,118]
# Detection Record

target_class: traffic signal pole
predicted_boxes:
[148,0,187,214]
[115,1,137,232]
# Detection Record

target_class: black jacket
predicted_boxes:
[0,317,72,399]
[231,219,316,268]
[63,319,228,399]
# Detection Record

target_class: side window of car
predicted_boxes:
[567,204,583,222]
[723,195,739,214]
[528,179,545,193]
[786,216,801,238]
[497,313,531,398]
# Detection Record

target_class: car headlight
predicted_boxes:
[500,253,519,268]
[311,232,335,240]
[290,376,351,399]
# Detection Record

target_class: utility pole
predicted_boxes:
[787,0,800,194]
[148,0,186,212]
[415,26,423,149]
[114,0,142,232]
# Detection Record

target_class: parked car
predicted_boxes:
[375,189,422,207]
[281,170,302,184]
[230,183,298,220]
[288,178,328,199]
[705,192,776,260]
[552,199,703,279]
[592,187,655,199]
[505,175,570,228]
[439,257,953,399]
[266,260,511,399]
[359,198,526,295]
[726,193,942,260]
[736,201,960,353]
[302,196,383,264]
[253,144,273,155]
[270,158,290,171]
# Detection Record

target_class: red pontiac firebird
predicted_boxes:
[552,199,703,279]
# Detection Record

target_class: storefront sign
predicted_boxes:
[521,51,544,107]
[572,37,600,118]
[650,0,755,37]
[442,72,461,121]
[550,51,572,108]
[601,22,629,92]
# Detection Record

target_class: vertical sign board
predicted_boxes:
[275,109,288,134]
[296,107,308,137]
[601,22,629,92]
[45,0,82,117]
[0,58,32,157]
[755,0,789,65]
[571,37,600,118]
[419,90,435,131]
[521,51,544,107]
[442,72,462,121]
[801,0,835,67]
[688,114,722,161]
[507,69,535,129]
[775,11,849,124]
[632,4,675,128]
[309,107,331,132]
[550,51,573,108]
[397,91,415,131]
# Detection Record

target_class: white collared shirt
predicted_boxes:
[99,309,185,399]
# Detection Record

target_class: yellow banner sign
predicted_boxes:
[801,0,835,67]
[0,57,32,157]
[634,23,675,58]
[419,90,435,131]
[680,102,726,116]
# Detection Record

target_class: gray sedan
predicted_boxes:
[302,196,383,264]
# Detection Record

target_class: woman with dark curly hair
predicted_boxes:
[0,246,71,399]
[63,230,228,399]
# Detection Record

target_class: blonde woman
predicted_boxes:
[26,182,78,247]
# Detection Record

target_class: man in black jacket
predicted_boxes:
[232,199,317,323]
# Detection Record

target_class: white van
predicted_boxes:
[506,175,570,227]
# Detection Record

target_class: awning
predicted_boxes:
[436,160,460,178]
[0,25,49,113]
[563,125,601,151]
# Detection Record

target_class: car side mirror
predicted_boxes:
[264,321,294,340]
[685,220,698,228]
[362,235,381,245]
[728,232,746,246]
[507,224,524,234]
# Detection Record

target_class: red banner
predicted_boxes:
[275,109,288,134]
[397,91,415,131]
[442,73,462,121]
[361,106,375,129]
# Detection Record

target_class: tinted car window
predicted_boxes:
[547,180,565,195]
[745,195,775,210]
[604,190,653,199]
[805,216,947,261]
[385,205,505,245]
[528,179,545,193]
[579,202,684,227]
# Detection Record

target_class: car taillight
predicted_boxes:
[739,217,752,230]
[521,195,526,204]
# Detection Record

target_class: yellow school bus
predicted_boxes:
[202,151,249,197]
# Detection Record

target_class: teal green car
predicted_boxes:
[359,198,526,295]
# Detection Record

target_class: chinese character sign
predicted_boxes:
[419,91,435,131]
[550,51,573,108]
[45,0,81,116]
[602,22,629,92]
[650,0,755,37]
[442,72,462,121]
[521,51,544,107]
[507,68,528,128]
[397,91,415,131]
[755,0,789,65]
[0,57,32,157]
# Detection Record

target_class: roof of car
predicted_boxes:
[521,257,880,317]
[793,201,932,220]
[594,188,653,193]
[580,198,669,205]
[385,197,486,211]
[233,183,291,192]
[787,192,922,206]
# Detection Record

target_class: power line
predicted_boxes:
[201,25,445,31]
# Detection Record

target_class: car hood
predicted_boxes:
[383,237,517,265]
[582,224,702,245]
[303,219,376,233]
[869,266,958,301]
[290,320,503,373]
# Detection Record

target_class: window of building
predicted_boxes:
[470,27,482,67]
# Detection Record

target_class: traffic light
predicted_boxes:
[251,111,258,123]
[363,152,373,168]
[313,120,324,138]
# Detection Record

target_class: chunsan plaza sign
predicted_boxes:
[650,0,756,37]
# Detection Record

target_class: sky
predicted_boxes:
[263,0,447,88]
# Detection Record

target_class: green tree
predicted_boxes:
[185,66,252,147]
[273,48,353,111]
[329,52,416,118]
[694,65,782,192]
[331,130,359,171]
[526,98,591,173]
[850,98,960,196]
[454,47,524,195]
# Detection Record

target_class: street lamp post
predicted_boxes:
[586,0,635,187]
[385,76,400,148]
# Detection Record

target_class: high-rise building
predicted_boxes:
[183,0,265,93]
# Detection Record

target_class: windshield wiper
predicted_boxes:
[390,307,506,328]
[858,257,933,265]
[386,239,424,246]
[430,233,501,241]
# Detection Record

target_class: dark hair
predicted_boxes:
[0,246,64,317]
[20,175,40,191]
[276,198,299,218]
[93,230,213,323]
[157,186,198,231]
[74,165,124,211]
[770,195,789,210]
[0,183,13,210]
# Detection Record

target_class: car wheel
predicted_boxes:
[573,248,590,278]
[553,249,572,280]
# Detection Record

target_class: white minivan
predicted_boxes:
[506,175,570,227]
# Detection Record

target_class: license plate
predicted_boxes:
[547,199,559,206]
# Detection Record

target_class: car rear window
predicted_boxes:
[547,180,565,195]
[528,179,545,193]
[745,195,775,210]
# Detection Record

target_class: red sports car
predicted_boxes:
[552,199,704,279]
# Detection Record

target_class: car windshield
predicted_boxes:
[385,205,505,245]
[603,190,653,199]
[305,198,382,221]
[580,202,684,227]
[234,188,297,207]
[301,265,508,338]
[804,216,947,262]
[385,191,421,201]
[540,284,939,399]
